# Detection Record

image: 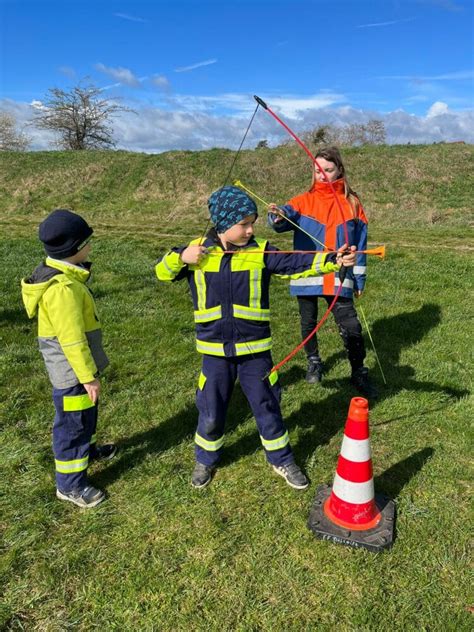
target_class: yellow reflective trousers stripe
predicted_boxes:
[260,431,289,451]
[55,455,89,474]
[195,432,224,451]
[63,394,95,412]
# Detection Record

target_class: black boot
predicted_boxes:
[350,367,378,399]
[306,355,324,384]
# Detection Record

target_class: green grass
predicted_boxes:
[0,145,473,630]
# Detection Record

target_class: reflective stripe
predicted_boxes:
[235,337,272,356]
[233,305,270,321]
[340,436,371,463]
[63,394,95,412]
[311,252,326,273]
[196,339,226,356]
[332,472,374,504]
[353,266,367,275]
[290,277,324,287]
[335,278,354,289]
[161,256,173,276]
[195,270,206,311]
[260,431,289,451]
[195,432,224,451]
[90,433,97,444]
[198,372,207,390]
[55,455,89,474]
[268,370,278,386]
[249,268,262,309]
[194,306,222,322]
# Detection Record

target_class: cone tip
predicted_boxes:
[348,397,369,422]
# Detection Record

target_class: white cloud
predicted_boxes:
[357,18,415,28]
[174,59,217,73]
[427,101,450,117]
[152,75,171,91]
[113,13,148,23]
[58,66,76,79]
[95,63,140,87]
[1,96,472,153]
[379,70,474,81]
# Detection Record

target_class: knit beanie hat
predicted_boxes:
[208,186,258,233]
[39,209,93,259]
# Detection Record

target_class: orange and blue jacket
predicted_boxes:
[268,178,368,298]
[155,230,341,358]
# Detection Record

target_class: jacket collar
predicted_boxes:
[205,228,259,251]
[45,257,91,282]
[309,177,346,196]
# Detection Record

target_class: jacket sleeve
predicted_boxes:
[155,247,187,282]
[264,243,339,278]
[353,206,368,292]
[267,204,300,234]
[43,283,98,384]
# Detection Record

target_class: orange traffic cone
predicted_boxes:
[308,397,395,552]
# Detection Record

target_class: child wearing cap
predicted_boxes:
[21,209,116,508]
[156,186,356,490]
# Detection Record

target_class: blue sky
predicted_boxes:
[1,0,473,151]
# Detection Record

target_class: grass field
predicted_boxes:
[1,145,473,630]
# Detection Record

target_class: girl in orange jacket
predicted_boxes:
[268,146,377,398]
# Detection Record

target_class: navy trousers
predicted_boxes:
[195,352,293,467]
[52,384,98,492]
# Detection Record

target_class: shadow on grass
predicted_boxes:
[92,403,197,488]
[95,304,465,483]
[0,307,29,325]
[374,447,434,499]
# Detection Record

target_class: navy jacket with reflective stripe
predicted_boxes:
[156,232,339,357]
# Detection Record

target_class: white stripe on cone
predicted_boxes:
[332,473,375,504]
[340,436,371,462]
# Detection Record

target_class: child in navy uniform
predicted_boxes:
[156,186,356,490]
[21,209,116,508]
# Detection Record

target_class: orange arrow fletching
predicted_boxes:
[363,245,386,259]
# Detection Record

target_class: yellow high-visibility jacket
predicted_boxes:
[21,257,108,388]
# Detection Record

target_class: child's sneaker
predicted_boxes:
[273,462,309,490]
[90,443,117,462]
[56,485,105,508]
[191,462,214,488]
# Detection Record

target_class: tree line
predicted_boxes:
[2,80,387,152]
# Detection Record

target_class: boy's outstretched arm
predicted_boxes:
[264,243,355,279]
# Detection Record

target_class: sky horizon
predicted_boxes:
[1,0,473,152]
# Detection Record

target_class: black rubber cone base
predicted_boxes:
[308,484,396,553]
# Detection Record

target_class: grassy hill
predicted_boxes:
[1,143,473,239]
[1,144,473,630]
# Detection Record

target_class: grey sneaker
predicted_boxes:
[306,355,323,384]
[90,443,117,462]
[272,462,309,490]
[191,462,214,488]
[56,485,105,508]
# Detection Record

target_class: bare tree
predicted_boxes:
[364,119,386,145]
[0,111,31,151]
[33,82,132,150]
